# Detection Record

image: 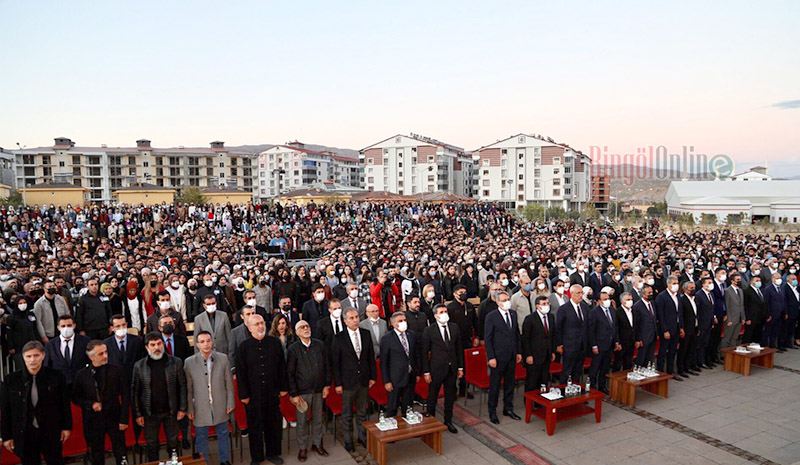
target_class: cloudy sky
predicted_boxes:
[2,1,798,174]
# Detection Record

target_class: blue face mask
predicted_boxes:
[524,284,533,293]
[792,280,798,287]
[755,281,762,288]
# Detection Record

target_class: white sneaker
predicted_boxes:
[290,421,297,428]
[283,417,288,429]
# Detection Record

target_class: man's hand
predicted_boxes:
[479,340,485,347]
[188,413,195,421]
[322,386,330,399]
[679,328,685,338]
[279,391,288,397]
[592,347,599,355]
[526,356,534,365]
[241,398,250,405]
[516,354,522,364]
[424,373,432,383]
[3,439,13,452]
[767,316,772,323]
[368,380,376,388]
[714,316,718,325]
[136,416,145,427]
[663,332,671,340]
[61,430,71,442]
[727,321,733,326]
[745,320,752,325]
[723,314,728,322]
[42,336,49,343]
[615,343,622,351]
[384,382,393,392]
[415,376,420,383]
[226,407,234,414]
[472,339,480,348]
[80,331,87,336]
[785,314,789,320]
[8,349,14,355]
[551,353,556,362]
[177,411,185,421]
[457,368,464,379]
[119,423,128,431]
[92,402,102,412]
[335,386,343,395]
[635,341,642,348]
[488,358,497,368]
[291,396,301,406]
[557,345,564,354]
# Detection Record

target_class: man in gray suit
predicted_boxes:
[228,305,255,375]
[34,280,71,339]
[194,294,233,355]
[185,331,235,465]
[359,304,388,359]
[342,284,368,321]
[548,279,569,320]
[722,273,745,349]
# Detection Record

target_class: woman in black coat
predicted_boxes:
[4,295,43,370]
[460,264,480,298]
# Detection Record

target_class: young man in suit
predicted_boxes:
[614,292,637,372]
[422,305,463,433]
[71,340,129,465]
[634,285,657,366]
[302,285,329,339]
[655,277,683,379]
[678,282,700,376]
[380,312,419,417]
[695,277,716,369]
[44,314,90,387]
[557,285,589,385]
[522,296,556,392]
[274,295,300,329]
[781,273,799,350]
[763,272,786,350]
[722,273,745,350]
[316,298,345,366]
[446,285,476,398]
[193,294,233,355]
[157,313,192,449]
[484,291,521,424]
[105,314,145,451]
[708,268,728,363]
[588,292,621,393]
[332,308,376,452]
[341,284,368,321]
[742,276,766,344]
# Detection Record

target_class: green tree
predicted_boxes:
[646,201,668,218]
[581,202,600,220]
[175,187,207,205]
[546,206,567,220]
[522,203,545,222]
[1,189,23,207]
[701,213,717,225]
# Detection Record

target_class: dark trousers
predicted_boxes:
[341,386,368,445]
[677,331,697,373]
[524,361,551,393]
[386,373,415,417]
[457,343,470,395]
[427,371,457,424]
[560,348,585,384]
[589,349,612,391]
[613,342,635,372]
[636,339,656,366]
[696,328,711,365]
[19,426,63,465]
[144,412,179,461]
[762,317,781,348]
[707,321,722,362]
[742,320,763,344]
[657,333,678,374]
[488,356,515,414]
[84,411,127,465]
[781,318,797,348]
[247,396,283,461]
[86,328,109,340]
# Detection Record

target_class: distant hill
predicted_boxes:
[228,143,359,159]
[598,163,715,202]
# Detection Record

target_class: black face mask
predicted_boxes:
[161,324,175,335]
[189,284,197,291]
[283,304,293,312]
[46,288,57,296]
[150,280,158,287]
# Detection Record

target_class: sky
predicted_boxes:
[2,1,799,174]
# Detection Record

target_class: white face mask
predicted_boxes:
[555,286,564,295]
[646,278,655,286]
[537,282,546,290]
[704,284,714,292]
[538,306,550,314]
[500,279,509,287]
[623,300,633,309]
[206,304,217,313]
[397,321,408,332]
[427,291,435,299]
[436,313,450,324]
[314,292,325,302]
[246,299,257,307]
[60,326,75,339]
[204,280,213,287]
[670,284,679,293]
[115,328,128,338]
[636,282,644,290]
[158,301,171,311]
[601,299,611,308]
[331,308,342,319]
[775,279,783,286]
[18,303,28,311]
[501,301,511,311]
[349,289,359,299]
[369,317,379,323]
[170,281,180,289]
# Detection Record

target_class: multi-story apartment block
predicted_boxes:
[256,141,362,200]
[13,138,255,203]
[359,134,475,197]
[472,133,592,210]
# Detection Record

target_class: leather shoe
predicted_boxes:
[344,442,355,453]
[181,438,191,451]
[687,370,699,376]
[466,392,475,400]
[678,372,689,379]
[312,445,329,457]
[358,437,367,448]
[298,449,307,462]
[669,373,683,381]
[266,456,284,465]
[489,413,500,424]
[445,422,458,434]
[503,410,521,421]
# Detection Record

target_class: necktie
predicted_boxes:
[605,308,612,325]
[576,304,584,322]
[119,340,126,363]
[31,375,39,428]
[646,302,654,319]
[757,289,762,300]
[335,319,341,334]
[708,292,714,306]
[166,338,173,355]
[353,331,361,359]
[64,340,71,365]
[442,325,450,343]
[504,311,512,329]
[543,315,549,335]
[400,332,411,373]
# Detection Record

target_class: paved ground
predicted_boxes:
[133,348,800,465]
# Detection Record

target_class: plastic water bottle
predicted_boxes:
[567,375,572,386]
[121,457,128,465]
[379,410,385,426]
[171,449,178,465]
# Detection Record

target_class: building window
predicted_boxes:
[367,158,373,165]
[368,177,374,183]
[483,190,490,197]
[128,156,136,165]
[129,168,136,175]
[565,188,572,195]
[518,174,524,180]
[143,161,149,168]
[565,177,571,184]
[564,166,571,174]
[483,159,490,167]
[395,137,402,143]
[59,161,65,167]
[501,149,507,155]
[219,162,225,168]
[518,194,525,201]
[553,179,561,186]
[534,189,540,198]
[553,168,560,174]
[553,157,561,164]
[518,153,525,160]
[518,136,525,143]
[427,156,434,163]
[553,189,560,196]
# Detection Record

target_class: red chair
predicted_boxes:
[0,445,21,465]
[583,357,592,370]
[515,362,527,381]
[325,382,343,445]
[463,347,490,416]
[63,405,88,461]
[414,377,444,403]
[280,394,298,452]
[232,378,249,461]
[368,360,388,408]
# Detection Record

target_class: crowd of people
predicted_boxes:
[1,200,799,465]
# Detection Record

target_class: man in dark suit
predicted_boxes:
[422,305,463,433]
[634,285,657,366]
[484,291,521,424]
[315,298,345,366]
[332,308,376,452]
[695,277,716,369]
[613,292,637,372]
[145,290,187,336]
[273,294,301,328]
[678,261,698,285]
[588,292,620,393]
[782,274,799,350]
[678,281,700,376]
[1,341,72,465]
[522,296,556,392]
[763,273,786,350]
[158,314,192,361]
[302,285,329,339]
[556,285,589,385]
[588,263,605,298]
[743,277,767,344]
[655,277,683,379]
[44,314,90,387]
[446,285,477,398]
[341,284,368,321]
[708,268,728,363]
[105,313,146,448]
[380,312,419,417]
[569,263,589,288]
[71,340,129,465]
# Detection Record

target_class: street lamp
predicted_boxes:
[610,196,618,221]
[16,143,27,206]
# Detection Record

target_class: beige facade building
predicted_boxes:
[203,187,253,205]
[113,183,176,205]
[24,182,90,207]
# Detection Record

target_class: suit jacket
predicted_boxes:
[556,300,589,353]
[359,318,389,359]
[588,305,618,352]
[44,334,90,385]
[763,283,787,319]
[655,291,683,335]
[227,324,251,373]
[33,295,71,339]
[712,281,727,319]
[131,355,188,418]
[71,363,129,425]
[0,367,72,452]
[146,309,186,336]
[633,299,657,344]
[105,334,146,384]
[380,330,419,387]
[521,311,555,364]
[510,291,535,332]
[421,322,463,379]
[724,285,745,325]
[302,299,329,338]
[235,336,288,403]
[616,306,636,347]
[569,272,588,287]
[484,309,521,362]
[269,310,301,329]
[184,351,235,427]
[446,300,476,349]
[193,310,233,354]
[341,296,369,321]
[784,284,800,319]
[695,290,716,331]
[331,328,376,390]
[680,295,699,335]
[588,273,604,297]
[162,333,192,361]
[548,293,568,319]
[743,286,767,323]
[316,315,345,360]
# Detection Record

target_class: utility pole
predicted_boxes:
[16,143,27,206]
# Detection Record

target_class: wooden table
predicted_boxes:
[721,344,777,375]
[606,370,673,407]
[524,386,604,435]
[363,416,448,465]
[140,455,205,465]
